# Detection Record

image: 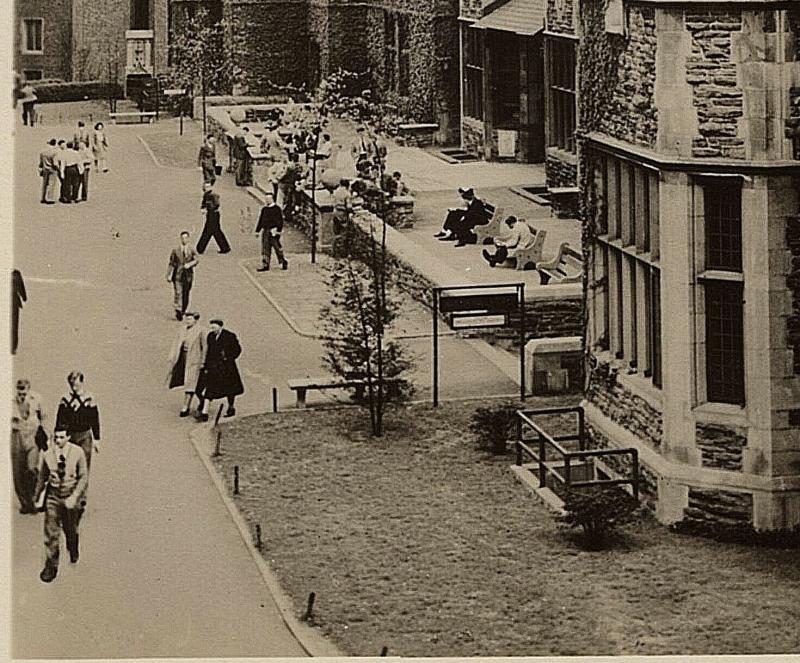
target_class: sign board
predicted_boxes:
[438,286,519,317]
[449,314,508,329]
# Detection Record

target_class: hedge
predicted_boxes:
[33,81,123,103]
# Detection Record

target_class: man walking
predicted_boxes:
[60,142,84,204]
[255,193,288,272]
[196,319,244,421]
[197,182,231,254]
[55,370,100,519]
[197,134,217,184]
[167,231,199,320]
[73,120,91,148]
[39,139,59,204]
[11,379,46,514]
[34,428,88,582]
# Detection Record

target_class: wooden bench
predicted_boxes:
[473,203,505,245]
[109,111,157,125]
[505,226,547,271]
[288,376,407,407]
[536,242,583,284]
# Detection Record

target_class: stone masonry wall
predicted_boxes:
[586,361,663,451]
[546,0,575,36]
[579,0,657,150]
[462,116,486,158]
[71,0,128,83]
[545,152,579,216]
[695,423,748,471]
[683,488,753,528]
[786,215,800,373]
[684,9,746,159]
[16,0,74,80]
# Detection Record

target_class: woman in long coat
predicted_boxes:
[91,122,108,172]
[167,312,207,417]
[196,319,244,421]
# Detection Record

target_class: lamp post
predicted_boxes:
[310,126,320,264]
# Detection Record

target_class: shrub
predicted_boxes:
[33,81,123,103]
[558,485,640,549]
[469,404,518,454]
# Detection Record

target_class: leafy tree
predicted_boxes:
[319,217,414,436]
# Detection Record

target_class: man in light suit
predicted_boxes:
[166,231,199,321]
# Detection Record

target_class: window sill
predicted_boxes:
[693,401,748,427]
[21,50,43,55]
[697,270,744,282]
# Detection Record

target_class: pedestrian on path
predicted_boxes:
[39,139,59,204]
[166,231,199,320]
[92,122,109,173]
[78,141,93,202]
[167,312,207,417]
[197,134,217,185]
[255,192,288,272]
[12,268,27,355]
[73,121,91,149]
[34,428,88,582]
[197,182,231,254]
[11,378,47,514]
[20,83,37,127]
[60,143,84,204]
[55,371,100,518]
[196,319,244,421]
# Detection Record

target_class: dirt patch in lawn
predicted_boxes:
[213,399,800,657]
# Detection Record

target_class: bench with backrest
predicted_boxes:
[504,225,547,271]
[109,111,157,125]
[473,203,505,245]
[288,376,407,407]
[536,242,583,284]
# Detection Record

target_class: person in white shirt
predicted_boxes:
[78,141,93,201]
[482,216,534,267]
[60,142,85,204]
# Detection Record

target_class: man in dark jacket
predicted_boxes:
[434,187,488,246]
[255,192,288,272]
[11,269,26,355]
[196,320,244,421]
[197,182,231,254]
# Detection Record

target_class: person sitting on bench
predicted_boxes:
[434,188,487,246]
[482,216,533,267]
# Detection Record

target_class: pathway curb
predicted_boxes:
[187,424,345,658]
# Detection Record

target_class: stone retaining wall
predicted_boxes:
[683,488,753,528]
[462,116,486,159]
[696,423,748,471]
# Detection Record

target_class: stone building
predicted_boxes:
[14,0,74,81]
[580,0,800,531]
[458,0,547,163]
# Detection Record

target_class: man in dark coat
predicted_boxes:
[11,269,26,355]
[434,187,487,246]
[255,192,288,272]
[196,319,244,421]
[196,182,231,254]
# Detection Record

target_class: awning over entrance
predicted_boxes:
[470,0,546,36]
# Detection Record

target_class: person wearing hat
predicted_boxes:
[434,187,487,245]
[167,311,207,417]
[197,181,231,254]
[482,216,534,267]
[195,319,245,421]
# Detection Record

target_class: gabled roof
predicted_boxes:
[471,0,547,36]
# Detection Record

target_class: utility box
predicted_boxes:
[525,336,583,395]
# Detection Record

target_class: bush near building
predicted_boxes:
[33,80,123,103]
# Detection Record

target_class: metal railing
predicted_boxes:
[515,406,639,501]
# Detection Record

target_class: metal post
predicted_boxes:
[310,128,319,264]
[631,449,640,502]
[233,465,240,495]
[303,592,316,621]
[272,387,278,413]
[519,283,526,401]
[255,524,263,550]
[155,76,160,121]
[432,289,439,407]
[564,455,572,492]
[578,407,585,451]
[515,416,522,466]
[179,111,184,136]
[214,403,224,426]
[213,430,222,457]
[538,433,546,488]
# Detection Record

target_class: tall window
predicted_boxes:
[493,33,520,126]
[700,178,745,404]
[22,19,43,54]
[131,0,150,30]
[592,151,662,388]
[23,69,43,81]
[463,26,484,120]
[705,282,745,404]
[384,11,411,96]
[546,38,576,153]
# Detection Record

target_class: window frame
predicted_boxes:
[21,18,44,55]
[546,37,576,153]
[23,69,44,81]
[463,25,484,120]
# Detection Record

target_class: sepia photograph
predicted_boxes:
[5,0,800,659]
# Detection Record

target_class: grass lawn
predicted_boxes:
[214,399,800,657]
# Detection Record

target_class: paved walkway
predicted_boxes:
[11,117,521,657]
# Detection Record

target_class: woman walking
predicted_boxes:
[92,122,109,172]
[167,312,207,417]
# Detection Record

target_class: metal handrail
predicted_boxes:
[515,407,639,501]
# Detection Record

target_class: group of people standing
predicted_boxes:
[38,120,109,205]
[12,372,102,583]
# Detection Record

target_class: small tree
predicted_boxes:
[558,485,640,550]
[319,217,414,437]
